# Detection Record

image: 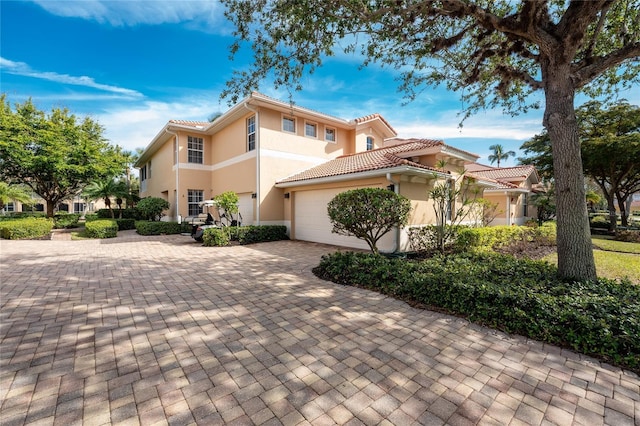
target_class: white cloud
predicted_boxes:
[1,57,143,98]
[97,98,220,152]
[29,0,229,32]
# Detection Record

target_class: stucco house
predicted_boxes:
[135,92,538,251]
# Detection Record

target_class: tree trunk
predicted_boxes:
[46,200,55,218]
[542,61,597,281]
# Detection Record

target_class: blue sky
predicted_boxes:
[2,1,638,167]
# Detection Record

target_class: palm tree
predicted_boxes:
[488,144,516,168]
[83,179,128,218]
[0,182,32,214]
[119,147,143,208]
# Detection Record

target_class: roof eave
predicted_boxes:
[275,166,449,188]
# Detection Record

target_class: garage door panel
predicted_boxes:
[294,188,394,251]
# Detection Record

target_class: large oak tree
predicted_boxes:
[221,0,640,280]
[0,96,123,217]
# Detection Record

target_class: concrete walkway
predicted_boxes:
[1,231,638,425]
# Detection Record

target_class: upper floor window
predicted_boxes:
[140,164,147,181]
[305,122,317,138]
[366,136,374,151]
[188,136,204,164]
[247,116,256,151]
[148,160,152,178]
[325,127,336,142]
[282,116,296,133]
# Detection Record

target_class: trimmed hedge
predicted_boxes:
[0,217,54,239]
[115,218,136,231]
[313,251,640,373]
[230,225,288,245]
[135,221,187,235]
[203,228,230,246]
[454,223,556,251]
[96,208,140,219]
[53,213,81,229]
[85,220,118,238]
[0,212,47,221]
[615,230,640,243]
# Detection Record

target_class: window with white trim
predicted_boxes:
[140,164,147,181]
[366,136,374,151]
[187,136,204,164]
[247,116,256,151]
[282,116,296,133]
[325,127,336,142]
[3,202,14,213]
[188,190,204,216]
[305,122,317,138]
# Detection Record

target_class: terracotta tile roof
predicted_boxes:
[388,137,480,160]
[353,113,397,135]
[469,165,537,181]
[277,141,443,184]
[169,120,210,128]
[468,174,520,189]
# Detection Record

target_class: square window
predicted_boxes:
[283,116,296,133]
[305,122,317,138]
[325,127,336,142]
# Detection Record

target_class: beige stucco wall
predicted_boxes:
[355,127,385,152]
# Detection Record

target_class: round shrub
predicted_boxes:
[203,228,230,246]
[53,212,81,229]
[85,219,118,238]
[0,217,54,239]
[136,197,170,221]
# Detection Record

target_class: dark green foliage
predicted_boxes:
[84,213,99,221]
[115,219,136,231]
[590,215,611,229]
[0,212,46,221]
[0,217,53,239]
[203,228,230,247]
[134,221,184,235]
[231,225,288,245]
[84,219,118,239]
[96,208,139,219]
[53,212,81,229]
[136,197,170,221]
[314,251,640,373]
[327,188,411,253]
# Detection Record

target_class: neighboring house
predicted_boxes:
[3,196,107,216]
[465,163,541,226]
[136,92,539,251]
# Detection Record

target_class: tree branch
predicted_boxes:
[572,42,640,88]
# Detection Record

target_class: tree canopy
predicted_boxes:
[0,96,124,217]
[221,0,640,280]
[520,100,640,230]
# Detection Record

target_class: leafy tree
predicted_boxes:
[136,197,170,221]
[530,182,556,225]
[0,96,123,217]
[83,179,128,219]
[521,100,640,231]
[0,182,32,213]
[213,191,240,226]
[488,144,516,168]
[327,188,411,254]
[221,0,640,280]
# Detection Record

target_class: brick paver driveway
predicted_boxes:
[1,231,638,425]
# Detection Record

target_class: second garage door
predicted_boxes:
[293,187,395,251]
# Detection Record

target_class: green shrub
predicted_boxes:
[313,251,640,373]
[453,223,556,252]
[231,225,288,244]
[96,208,139,219]
[0,217,54,239]
[136,197,170,221]
[615,230,640,243]
[115,218,136,231]
[84,213,99,221]
[408,225,465,253]
[203,228,230,246]
[0,212,46,220]
[134,221,184,235]
[84,219,118,238]
[53,212,81,229]
[590,215,611,229]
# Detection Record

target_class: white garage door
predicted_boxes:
[294,187,395,251]
[237,193,254,226]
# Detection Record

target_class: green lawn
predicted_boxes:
[544,239,640,283]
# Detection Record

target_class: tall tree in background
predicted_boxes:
[221,0,640,281]
[521,100,640,231]
[83,179,128,219]
[488,144,516,167]
[0,96,123,217]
